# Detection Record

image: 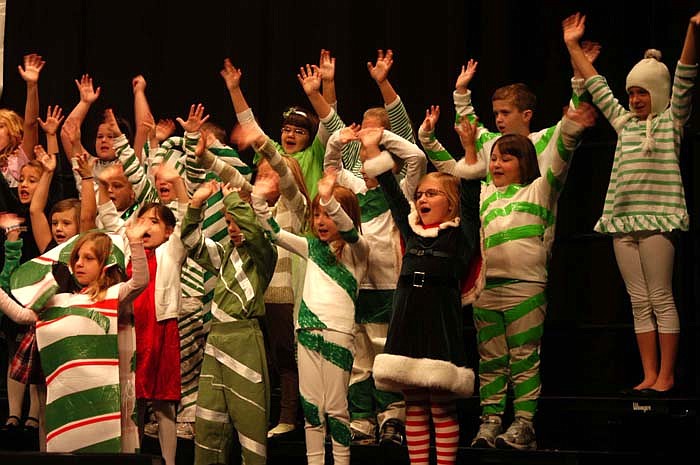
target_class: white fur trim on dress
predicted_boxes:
[373,353,474,398]
[363,150,395,178]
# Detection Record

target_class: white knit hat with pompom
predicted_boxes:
[626,49,671,115]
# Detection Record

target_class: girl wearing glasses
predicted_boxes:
[358,123,481,465]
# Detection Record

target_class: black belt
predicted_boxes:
[397,272,458,288]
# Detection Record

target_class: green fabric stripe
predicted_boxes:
[533,126,557,155]
[328,416,351,446]
[484,278,521,289]
[348,378,374,419]
[10,260,52,289]
[507,324,544,349]
[510,351,540,377]
[426,148,453,162]
[484,224,546,249]
[615,190,685,198]
[40,335,118,375]
[546,168,563,193]
[513,371,541,400]
[40,306,110,333]
[297,330,353,371]
[46,384,121,432]
[297,300,327,329]
[504,292,546,324]
[479,374,508,402]
[307,239,357,301]
[358,189,390,223]
[513,399,538,415]
[480,184,522,214]
[479,354,509,373]
[300,394,321,426]
[481,201,554,230]
[339,228,359,243]
[375,389,403,412]
[473,307,506,345]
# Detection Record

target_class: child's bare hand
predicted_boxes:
[421,105,441,133]
[220,58,242,92]
[75,74,101,104]
[37,105,65,136]
[176,104,210,133]
[455,59,478,91]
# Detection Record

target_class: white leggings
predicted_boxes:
[613,232,680,334]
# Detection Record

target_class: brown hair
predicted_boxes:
[362,107,390,129]
[311,185,362,260]
[50,198,81,225]
[282,106,319,147]
[492,134,540,185]
[69,232,125,301]
[491,83,536,112]
[282,156,311,231]
[137,202,176,229]
[201,121,227,144]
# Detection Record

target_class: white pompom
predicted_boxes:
[644,49,663,61]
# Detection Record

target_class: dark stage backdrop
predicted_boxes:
[1,0,698,395]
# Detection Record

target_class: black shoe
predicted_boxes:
[22,417,40,451]
[0,416,23,451]
[619,387,644,396]
[639,387,678,398]
[378,419,405,447]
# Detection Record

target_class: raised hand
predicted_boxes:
[455,59,478,91]
[126,218,150,243]
[191,179,220,207]
[367,49,393,84]
[229,123,265,151]
[103,109,122,137]
[565,101,597,129]
[319,49,336,82]
[317,166,338,202]
[562,12,586,45]
[132,75,147,94]
[37,105,65,135]
[297,63,322,96]
[75,74,101,104]
[0,212,26,230]
[581,41,602,64]
[73,151,95,179]
[357,127,383,150]
[176,103,210,133]
[18,53,45,84]
[220,58,242,92]
[420,105,441,133]
[155,119,176,142]
[62,118,82,147]
[337,124,360,145]
[454,116,479,151]
[33,145,56,172]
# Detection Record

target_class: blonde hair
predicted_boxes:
[418,172,461,223]
[362,107,390,129]
[69,232,125,301]
[311,185,362,261]
[0,109,24,159]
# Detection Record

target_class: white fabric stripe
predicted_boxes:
[228,248,255,302]
[205,344,262,383]
[200,375,265,412]
[210,301,237,322]
[46,363,118,403]
[238,431,266,458]
[37,313,117,348]
[194,440,222,453]
[196,405,230,424]
[47,417,121,452]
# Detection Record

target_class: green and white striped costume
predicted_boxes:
[10,236,147,453]
[585,62,697,234]
[252,192,369,465]
[421,116,585,421]
[182,192,276,465]
[324,128,427,436]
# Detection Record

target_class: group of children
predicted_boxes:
[1,9,699,465]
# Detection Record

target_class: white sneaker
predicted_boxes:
[267,423,295,439]
[495,417,536,450]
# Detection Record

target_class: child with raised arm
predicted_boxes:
[8,227,149,453]
[357,124,480,465]
[252,169,369,465]
[181,180,276,465]
[228,123,311,439]
[220,57,344,200]
[0,213,36,326]
[421,100,596,450]
[563,11,700,396]
[323,124,427,446]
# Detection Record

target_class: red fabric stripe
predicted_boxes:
[433,419,459,428]
[434,429,460,438]
[46,412,121,442]
[78,298,118,310]
[404,437,431,447]
[46,360,119,384]
[36,315,69,328]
